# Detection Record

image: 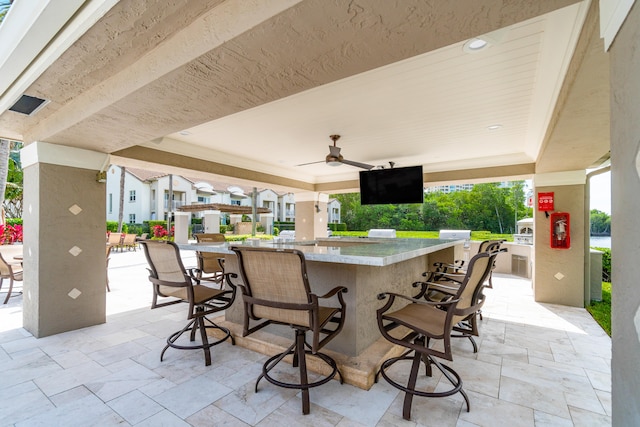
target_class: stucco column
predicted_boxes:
[203,210,221,233]
[173,212,189,243]
[260,213,274,235]
[609,2,640,423]
[21,142,109,337]
[532,171,586,307]
[294,192,328,241]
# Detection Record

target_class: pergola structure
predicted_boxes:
[177,204,271,215]
[0,1,638,422]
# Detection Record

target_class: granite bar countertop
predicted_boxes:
[178,237,462,267]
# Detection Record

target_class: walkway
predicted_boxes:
[0,249,611,426]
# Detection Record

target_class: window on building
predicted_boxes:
[197,196,209,203]
[108,193,113,214]
[129,214,136,223]
[129,190,136,202]
[231,200,241,206]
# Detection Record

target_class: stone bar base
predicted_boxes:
[208,316,404,390]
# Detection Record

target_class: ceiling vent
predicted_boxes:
[9,94,49,115]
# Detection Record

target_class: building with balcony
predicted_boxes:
[105,166,340,226]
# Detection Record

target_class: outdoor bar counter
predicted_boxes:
[178,237,463,388]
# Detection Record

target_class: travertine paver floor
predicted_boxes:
[0,248,611,426]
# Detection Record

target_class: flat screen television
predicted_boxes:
[359,165,424,205]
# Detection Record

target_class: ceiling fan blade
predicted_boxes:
[296,160,325,166]
[341,158,375,170]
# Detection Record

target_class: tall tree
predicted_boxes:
[118,166,125,232]
[3,141,23,218]
[0,139,11,224]
[590,209,611,235]
[0,0,12,24]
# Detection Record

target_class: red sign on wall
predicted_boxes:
[538,192,554,211]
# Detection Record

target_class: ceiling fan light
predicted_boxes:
[326,152,343,166]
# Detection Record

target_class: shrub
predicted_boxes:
[106,221,128,233]
[592,247,611,281]
[329,223,347,231]
[274,221,295,231]
[0,224,22,244]
[126,223,146,235]
[225,234,274,242]
[6,218,22,226]
[151,225,174,239]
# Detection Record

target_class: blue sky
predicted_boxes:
[590,171,611,214]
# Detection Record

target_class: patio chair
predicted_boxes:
[413,243,503,352]
[120,233,138,252]
[140,240,237,366]
[429,239,506,288]
[194,233,226,287]
[107,232,123,248]
[106,245,112,292]
[228,246,347,415]
[136,233,148,250]
[376,250,496,420]
[0,252,23,304]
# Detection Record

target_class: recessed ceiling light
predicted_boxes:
[179,131,191,136]
[463,37,489,53]
[487,124,502,130]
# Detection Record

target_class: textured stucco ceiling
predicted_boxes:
[0,0,609,192]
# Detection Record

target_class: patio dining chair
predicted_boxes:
[229,246,347,415]
[107,232,123,248]
[413,243,503,352]
[106,245,112,292]
[120,233,138,252]
[376,250,496,420]
[0,252,23,304]
[429,239,506,288]
[194,233,226,288]
[140,240,237,366]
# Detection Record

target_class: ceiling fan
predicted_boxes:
[297,135,374,170]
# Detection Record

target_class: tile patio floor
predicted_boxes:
[0,248,611,426]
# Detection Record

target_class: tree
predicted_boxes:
[118,167,125,232]
[590,209,611,235]
[3,141,23,218]
[332,180,531,233]
[0,1,12,24]
[0,139,9,223]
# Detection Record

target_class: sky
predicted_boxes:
[590,171,611,214]
[524,170,611,215]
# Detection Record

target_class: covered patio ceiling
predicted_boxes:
[0,0,609,193]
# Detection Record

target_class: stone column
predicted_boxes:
[173,212,189,243]
[260,213,274,235]
[203,210,221,233]
[608,3,640,423]
[294,192,328,241]
[21,142,109,337]
[532,171,586,307]
[230,214,242,234]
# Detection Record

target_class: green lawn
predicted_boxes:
[333,230,514,241]
[587,282,611,336]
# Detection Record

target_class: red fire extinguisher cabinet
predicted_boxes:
[550,212,570,249]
